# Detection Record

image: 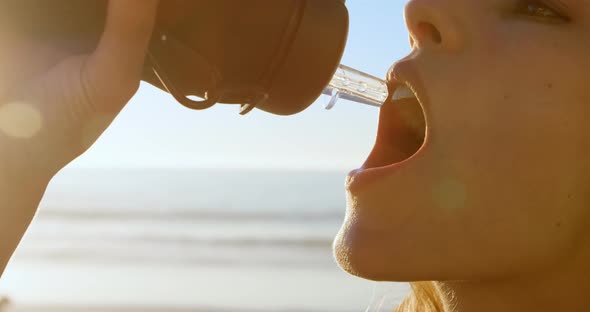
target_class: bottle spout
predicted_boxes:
[322,64,389,110]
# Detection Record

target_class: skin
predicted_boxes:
[0,0,159,275]
[333,0,590,311]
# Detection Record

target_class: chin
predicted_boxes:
[332,211,459,283]
[333,216,416,282]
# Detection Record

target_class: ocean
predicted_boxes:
[0,168,410,312]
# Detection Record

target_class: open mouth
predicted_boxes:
[361,82,427,169]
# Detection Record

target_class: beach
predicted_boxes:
[0,168,410,312]
[3,304,370,312]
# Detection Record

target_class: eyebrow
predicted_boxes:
[555,0,569,11]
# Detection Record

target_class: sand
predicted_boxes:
[5,304,354,312]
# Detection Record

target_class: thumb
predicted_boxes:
[82,0,159,113]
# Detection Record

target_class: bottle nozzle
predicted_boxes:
[323,64,388,110]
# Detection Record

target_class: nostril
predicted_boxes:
[416,22,442,45]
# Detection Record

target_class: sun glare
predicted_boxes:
[0,101,43,139]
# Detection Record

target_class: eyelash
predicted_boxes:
[515,0,570,22]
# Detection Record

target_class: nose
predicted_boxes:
[404,0,463,52]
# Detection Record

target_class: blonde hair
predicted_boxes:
[394,281,446,312]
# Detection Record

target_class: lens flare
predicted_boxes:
[431,176,467,212]
[0,101,43,139]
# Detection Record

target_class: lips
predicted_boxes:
[347,60,429,191]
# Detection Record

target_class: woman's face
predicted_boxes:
[334,0,590,282]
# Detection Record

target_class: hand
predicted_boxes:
[0,0,159,275]
[0,0,159,180]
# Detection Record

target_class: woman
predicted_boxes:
[1,1,589,311]
[334,0,590,311]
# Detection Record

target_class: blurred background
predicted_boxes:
[0,1,413,311]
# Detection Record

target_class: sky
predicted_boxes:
[70,1,411,170]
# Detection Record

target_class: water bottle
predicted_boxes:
[2,0,386,115]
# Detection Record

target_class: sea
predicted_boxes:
[0,168,410,312]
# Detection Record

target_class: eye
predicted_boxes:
[515,0,570,22]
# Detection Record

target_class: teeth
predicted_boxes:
[392,85,416,101]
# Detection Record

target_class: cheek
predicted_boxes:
[429,44,590,274]
[463,86,589,268]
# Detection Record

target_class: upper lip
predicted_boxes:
[386,59,428,112]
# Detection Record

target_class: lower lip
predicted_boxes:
[346,133,430,193]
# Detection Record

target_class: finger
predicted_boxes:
[83,0,159,111]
